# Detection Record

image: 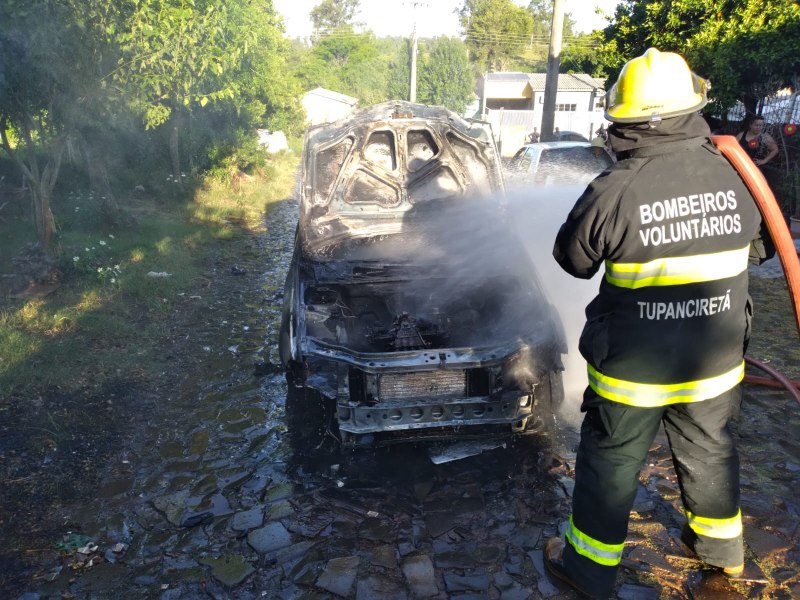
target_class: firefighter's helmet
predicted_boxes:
[605,48,709,124]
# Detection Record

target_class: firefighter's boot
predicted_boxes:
[544,537,605,599]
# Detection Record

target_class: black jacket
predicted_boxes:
[553,114,772,400]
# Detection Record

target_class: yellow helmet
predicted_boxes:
[605,48,709,123]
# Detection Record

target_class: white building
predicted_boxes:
[302,87,359,126]
[477,72,608,156]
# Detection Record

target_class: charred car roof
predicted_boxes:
[300,101,505,257]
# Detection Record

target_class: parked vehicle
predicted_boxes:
[506,141,613,187]
[551,130,590,142]
[279,101,567,448]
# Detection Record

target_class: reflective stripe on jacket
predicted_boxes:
[604,246,750,289]
[587,361,744,406]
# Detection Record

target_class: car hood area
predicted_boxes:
[299,101,505,258]
[291,101,566,366]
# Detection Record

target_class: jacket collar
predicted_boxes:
[608,113,712,159]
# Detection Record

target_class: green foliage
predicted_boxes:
[203,127,266,182]
[112,0,302,127]
[114,0,246,128]
[0,153,300,399]
[385,39,411,101]
[417,37,475,114]
[512,1,600,73]
[62,234,121,289]
[561,31,606,77]
[527,0,577,39]
[298,26,390,104]
[310,0,361,33]
[599,0,800,114]
[56,188,112,232]
[0,0,115,248]
[1,0,303,250]
[459,0,534,71]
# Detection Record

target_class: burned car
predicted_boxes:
[279,101,566,448]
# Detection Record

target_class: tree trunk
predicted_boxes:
[30,179,58,250]
[169,123,183,191]
[0,116,63,252]
[740,95,758,118]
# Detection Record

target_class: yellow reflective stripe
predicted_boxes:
[565,515,624,567]
[686,510,743,539]
[588,362,744,407]
[605,246,750,289]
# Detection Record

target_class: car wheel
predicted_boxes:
[285,382,340,459]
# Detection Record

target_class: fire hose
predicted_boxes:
[712,135,800,406]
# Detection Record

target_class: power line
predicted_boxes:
[312,29,599,47]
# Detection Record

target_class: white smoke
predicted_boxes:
[316,182,601,431]
[504,185,603,430]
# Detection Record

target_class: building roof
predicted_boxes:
[527,73,604,91]
[304,87,359,106]
[485,72,532,82]
[485,72,605,92]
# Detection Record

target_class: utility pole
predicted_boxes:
[410,22,418,102]
[540,0,564,142]
[405,1,427,102]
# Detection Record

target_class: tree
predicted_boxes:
[417,37,475,114]
[298,27,389,105]
[561,31,605,76]
[310,0,360,34]
[0,0,117,249]
[522,0,598,73]
[599,0,800,115]
[689,1,800,114]
[385,39,411,101]
[527,0,576,39]
[113,0,295,186]
[458,0,534,72]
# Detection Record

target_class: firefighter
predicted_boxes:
[544,48,774,598]
[589,135,606,156]
[590,135,614,163]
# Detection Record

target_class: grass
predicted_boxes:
[0,151,299,401]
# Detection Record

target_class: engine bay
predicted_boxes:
[302,274,539,353]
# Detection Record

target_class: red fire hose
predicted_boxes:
[712,135,800,405]
[742,373,800,391]
[744,356,800,405]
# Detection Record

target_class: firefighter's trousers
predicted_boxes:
[561,388,744,598]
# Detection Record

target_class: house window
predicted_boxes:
[555,103,577,112]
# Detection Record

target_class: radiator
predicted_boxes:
[379,370,466,399]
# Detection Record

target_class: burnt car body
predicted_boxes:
[279,101,566,448]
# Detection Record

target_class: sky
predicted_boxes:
[273,0,621,40]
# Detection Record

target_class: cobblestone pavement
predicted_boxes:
[7,195,800,600]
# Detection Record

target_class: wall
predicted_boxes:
[485,107,609,157]
[302,93,358,126]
